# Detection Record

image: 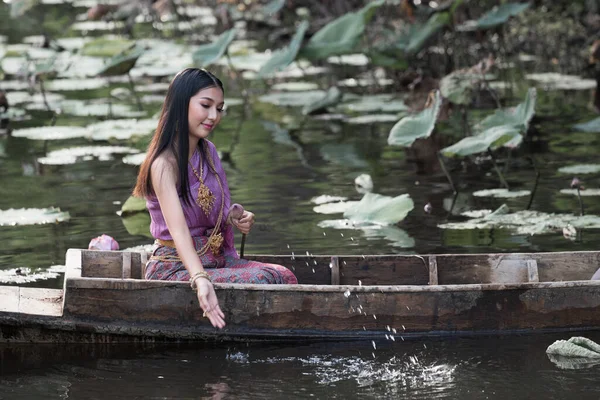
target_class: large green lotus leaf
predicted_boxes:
[475,88,537,132]
[574,117,600,133]
[367,51,408,70]
[343,192,414,225]
[258,20,309,77]
[440,71,481,105]
[97,45,145,77]
[0,207,70,226]
[10,0,38,18]
[405,12,450,54]
[33,55,59,80]
[440,125,521,157]
[300,0,384,60]
[558,164,600,175]
[458,2,529,31]
[192,28,237,67]
[121,211,152,238]
[121,195,148,214]
[387,90,442,147]
[560,188,600,197]
[81,38,134,57]
[302,86,342,115]
[341,94,409,113]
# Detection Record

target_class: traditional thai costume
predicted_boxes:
[144,140,297,284]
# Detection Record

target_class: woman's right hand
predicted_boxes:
[195,277,226,329]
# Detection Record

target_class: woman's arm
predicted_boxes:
[151,155,225,328]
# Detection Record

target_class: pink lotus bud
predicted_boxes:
[570,177,581,189]
[88,234,119,251]
[227,203,244,224]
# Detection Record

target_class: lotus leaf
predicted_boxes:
[302,86,342,115]
[440,125,521,157]
[192,28,237,67]
[300,0,384,60]
[343,192,414,225]
[387,91,442,147]
[258,20,309,77]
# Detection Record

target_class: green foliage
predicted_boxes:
[475,88,537,132]
[440,125,521,157]
[192,28,237,67]
[387,91,442,147]
[573,117,600,133]
[404,12,450,54]
[10,0,38,18]
[440,71,482,105]
[258,20,309,77]
[299,0,384,60]
[82,38,135,57]
[260,0,286,17]
[343,192,414,225]
[121,195,147,214]
[459,2,530,31]
[302,86,342,115]
[97,45,145,77]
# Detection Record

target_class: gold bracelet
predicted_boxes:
[190,271,211,290]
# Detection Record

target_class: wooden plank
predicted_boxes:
[80,251,143,279]
[0,286,19,313]
[330,257,340,285]
[61,278,600,336]
[65,248,83,280]
[428,256,438,285]
[122,252,132,279]
[245,255,331,284]
[338,256,429,286]
[18,288,63,316]
[527,260,539,283]
[140,251,148,279]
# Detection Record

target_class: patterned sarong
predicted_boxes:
[145,236,298,284]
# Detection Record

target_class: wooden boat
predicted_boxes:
[1,249,600,343]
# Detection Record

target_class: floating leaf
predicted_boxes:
[97,45,145,77]
[0,207,70,226]
[259,0,286,16]
[300,0,384,60]
[121,212,152,238]
[317,219,415,248]
[272,81,320,92]
[121,195,147,214]
[258,90,327,107]
[525,73,595,91]
[439,205,600,236]
[0,265,65,284]
[387,90,442,147]
[10,0,38,18]
[573,117,600,133]
[341,94,408,114]
[558,164,600,175]
[327,54,370,66]
[347,114,400,124]
[472,188,531,198]
[343,192,414,225]
[87,118,158,141]
[302,86,342,115]
[440,71,482,105]
[58,100,146,118]
[314,201,359,215]
[0,107,29,121]
[441,125,521,157]
[458,2,529,31]
[192,28,237,67]
[38,146,139,165]
[475,88,537,132]
[560,188,600,197]
[45,78,108,91]
[311,195,348,205]
[122,152,147,166]
[11,126,89,140]
[81,37,134,57]
[259,20,309,77]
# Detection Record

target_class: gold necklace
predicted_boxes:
[189,154,215,215]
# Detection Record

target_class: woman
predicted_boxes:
[133,68,297,329]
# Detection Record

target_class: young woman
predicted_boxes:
[133,68,297,329]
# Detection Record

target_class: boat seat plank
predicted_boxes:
[528,260,539,283]
[0,286,19,313]
[330,257,340,285]
[81,251,143,279]
[338,256,429,286]
[428,256,438,285]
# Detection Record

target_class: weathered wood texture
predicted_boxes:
[60,278,600,339]
[0,287,62,316]
[78,250,600,285]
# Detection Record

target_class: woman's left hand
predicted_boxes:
[233,210,254,235]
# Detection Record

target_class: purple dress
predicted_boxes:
[144,140,297,285]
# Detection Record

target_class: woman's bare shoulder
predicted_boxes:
[151,151,178,181]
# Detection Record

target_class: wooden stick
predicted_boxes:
[240,234,247,258]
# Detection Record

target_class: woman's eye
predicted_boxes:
[217,108,224,113]
[201,104,210,109]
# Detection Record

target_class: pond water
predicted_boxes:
[2,1,600,398]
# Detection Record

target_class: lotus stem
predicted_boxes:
[226,51,247,98]
[503,148,512,174]
[526,171,540,211]
[447,191,459,218]
[127,72,143,111]
[39,79,51,112]
[577,187,584,216]
[437,152,456,194]
[462,106,470,137]
[487,148,509,190]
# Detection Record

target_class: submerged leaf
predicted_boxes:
[258,20,308,77]
[458,2,529,31]
[343,192,414,225]
[121,195,147,214]
[192,28,237,67]
[121,211,152,238]
[38,146,139,165]
[387,91,442,147]
[573,117,600,133]
[472,188,531,198]
[558,164,600,174]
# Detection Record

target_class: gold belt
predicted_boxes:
[156,238,176,248]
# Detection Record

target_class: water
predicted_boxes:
[1,332,599,399]
[3,1,600,398]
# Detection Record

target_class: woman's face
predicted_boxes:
[188,86,224,141]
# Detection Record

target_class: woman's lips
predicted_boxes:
[202,123,213,129]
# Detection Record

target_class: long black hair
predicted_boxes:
[133,68,224,203]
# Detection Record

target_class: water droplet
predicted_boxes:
[386,325,391,331]
[322,232,326,236]
[392,328,397,334]
[343,261,347,265]
[385,334,389,340]
[306,251,310,256]
[391,336,395,341]
[341,233,344,237]
[402,325,406,330]
[372,352,376,358]
[287,244,290,249]
[371,340,376,349]
[363,326,366,330]
[350,237,354,241]
[312,268,315,273]
[423,344,427,349]
[373,314,377,319]
[329,263,332,269]
[313,260,317,265]
[358,280,362,286]
[401,336,404,341]
[158,376,164,379]
[344,289,351,298]
[406,306,410,310]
